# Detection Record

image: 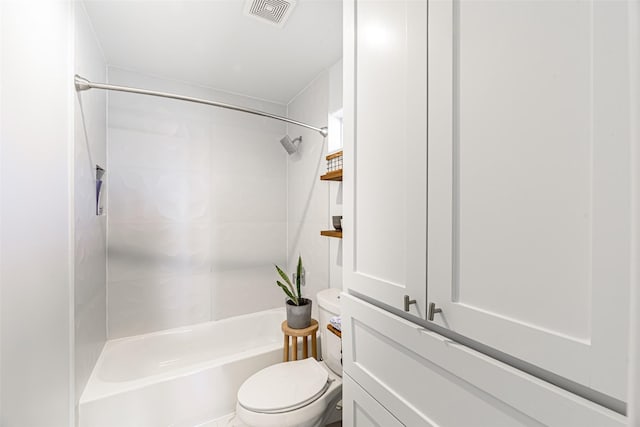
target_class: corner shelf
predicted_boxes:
[321,150,343,239]
[327,323,342,338]
[320,169,342,181]
[320,151,343,181]
[320,230,342,239]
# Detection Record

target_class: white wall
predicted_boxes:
[328,60,343,290]
[106,68,288,338]
[74,3,107,404]
[286,60,343,321]
[0,1,74,425]
[329,60,344,116]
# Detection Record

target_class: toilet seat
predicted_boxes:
[237,358,330,414]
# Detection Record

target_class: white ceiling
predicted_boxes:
[83,0,343,104]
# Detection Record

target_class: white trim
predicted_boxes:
[105,64,111,339]
[627,0,640,425]
[68,1,77,424]
[0,0,4,417]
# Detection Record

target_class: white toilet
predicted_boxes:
[235,288,342,427]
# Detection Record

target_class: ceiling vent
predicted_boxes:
[243,0,297,28]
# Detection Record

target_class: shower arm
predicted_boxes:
[74,75,329,138]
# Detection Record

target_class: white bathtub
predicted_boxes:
[80,308,285,427]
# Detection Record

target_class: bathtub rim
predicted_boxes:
[80,307,285,404]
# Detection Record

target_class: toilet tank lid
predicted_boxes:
[316,288,341,314]
[237,358,329,414]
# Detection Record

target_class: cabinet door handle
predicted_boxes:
[428,302,442,321]
[403,295,417,312]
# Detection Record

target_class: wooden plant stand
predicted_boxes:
[281,319,318,362]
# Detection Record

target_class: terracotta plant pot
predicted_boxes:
[286,298,312,329]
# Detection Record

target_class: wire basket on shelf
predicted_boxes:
[320,151,343,181]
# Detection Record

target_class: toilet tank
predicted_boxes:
[316,288,342,376]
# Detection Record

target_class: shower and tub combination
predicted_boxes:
[75,76,333,426]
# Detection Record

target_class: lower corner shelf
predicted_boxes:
[320,230,343,239]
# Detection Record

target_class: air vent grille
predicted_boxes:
[244,0,297,28]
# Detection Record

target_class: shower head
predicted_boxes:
[280,135,302,155]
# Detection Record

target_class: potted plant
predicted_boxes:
[275,256,312,329]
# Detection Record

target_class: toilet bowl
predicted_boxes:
[235,288,342,427]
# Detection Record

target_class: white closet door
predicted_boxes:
[427,0,631,400]
[343,0,428,317]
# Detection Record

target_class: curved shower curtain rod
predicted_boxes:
[74,75,329,137]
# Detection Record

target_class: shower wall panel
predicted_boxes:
[74,3,108,402]
[285,61,343,322]
[107,68,287,338]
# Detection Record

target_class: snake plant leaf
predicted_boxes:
[275,264,294,290]
[296,255,302,300]
[277,280,299,305]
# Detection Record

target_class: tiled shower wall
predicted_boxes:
[107,68,288,338]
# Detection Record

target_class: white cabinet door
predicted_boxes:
[427,0,631,400]
[343,0,427,317]
[343,374,404,427]
[342,293,626,427]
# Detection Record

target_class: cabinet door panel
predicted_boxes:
[344,0,427,316]
[343,374,404,427]
[427,0,631,399]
